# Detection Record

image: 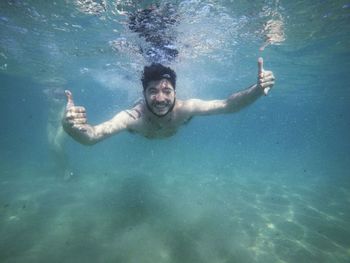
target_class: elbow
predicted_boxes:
[66,134,98,146]
[79,138,98,146]
[76,133,102,146]
[223,98,241,114]
[63,126,100,146]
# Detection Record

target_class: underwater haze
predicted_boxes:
[1,0,350,262]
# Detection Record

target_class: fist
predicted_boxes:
[63,90,88,132]
[257,57,275,95]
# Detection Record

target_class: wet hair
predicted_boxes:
[141,63,176,90]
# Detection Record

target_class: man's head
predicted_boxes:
[142,63,177,117]
[142,63,176,90]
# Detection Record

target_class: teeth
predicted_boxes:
[155,104,167,109]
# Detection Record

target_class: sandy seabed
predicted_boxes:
[1,166,349,263]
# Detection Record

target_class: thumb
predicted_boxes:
[258,57,264,75]
[65,90,75,109]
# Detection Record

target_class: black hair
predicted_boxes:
[141,63,177,90]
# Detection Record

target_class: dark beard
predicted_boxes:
[145,98,176,117]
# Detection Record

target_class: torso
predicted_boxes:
[126,99,192,138]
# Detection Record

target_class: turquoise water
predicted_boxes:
[1,0,350,262]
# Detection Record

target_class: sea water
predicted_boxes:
[0,0,349,262]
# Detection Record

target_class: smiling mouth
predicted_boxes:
[153,103,169,109]
[145,96,176,117]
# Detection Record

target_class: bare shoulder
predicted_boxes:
[103,102,144,130]
[174,99,194,117]
[124,101,144,120]
[176,99,201,111]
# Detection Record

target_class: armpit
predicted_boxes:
[183,116,193,125]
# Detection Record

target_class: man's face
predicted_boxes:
[144,79,176,117]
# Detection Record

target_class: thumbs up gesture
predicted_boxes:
[62,90,88,132]
[257,57,275,95]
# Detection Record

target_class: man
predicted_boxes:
[62,58,275,144]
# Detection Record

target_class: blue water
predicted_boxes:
[1,0,350,262]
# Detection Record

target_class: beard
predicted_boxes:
[145,97,176,117]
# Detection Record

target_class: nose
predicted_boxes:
[155,92,166,101]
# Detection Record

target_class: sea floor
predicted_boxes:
[1,165,349,263]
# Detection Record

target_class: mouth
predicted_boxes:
[153,103,170,110]
[144,97,176,117]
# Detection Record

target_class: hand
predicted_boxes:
[257,57,275,95]
[63,90,88,132]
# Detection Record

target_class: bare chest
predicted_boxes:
[130,114,188,138]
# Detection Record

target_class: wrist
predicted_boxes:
[252,83,264,96]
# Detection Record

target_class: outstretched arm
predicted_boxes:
[62,90,132,145]
[182,57,275,116]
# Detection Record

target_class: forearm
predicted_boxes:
[62,117,128,145]
[225,84,263,113]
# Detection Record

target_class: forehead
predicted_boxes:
[146,79,174,89]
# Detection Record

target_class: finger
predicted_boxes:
[71,118,87,124]
[263,87,270,96]
[262,71,273,77]
[66,112,86,120]
[258,57,264,75]
[65,90,75,109]
[72,124,88,132]
[74,112,86,118]
[259,76,275,83]
[260,81,275,89]
[67,106,86,113]
[65,119,75,126]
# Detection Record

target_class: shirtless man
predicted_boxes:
[62,59,275,144]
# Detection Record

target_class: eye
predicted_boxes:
[148,89,158,95]
[163,88,173,95]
